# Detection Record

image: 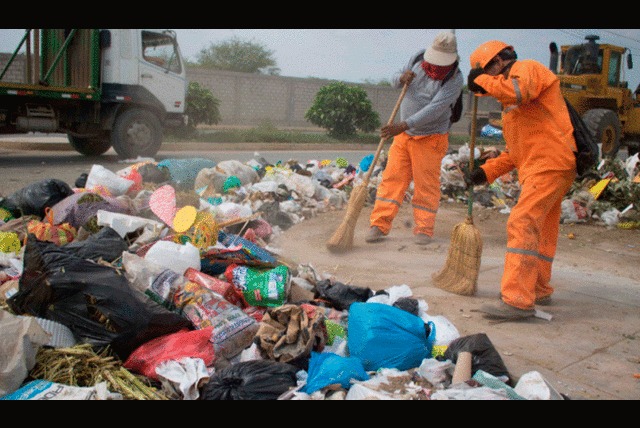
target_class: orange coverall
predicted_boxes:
[370,132,449,236]
[474,59,576,310]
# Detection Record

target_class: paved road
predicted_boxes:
[0,134,382,195]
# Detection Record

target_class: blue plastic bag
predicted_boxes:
[302,352,369,394]
[347,302,435,372]
[358,154,374,173]
[157,158,216,189]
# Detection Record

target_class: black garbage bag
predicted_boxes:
[0,178,73,218]
[7,235,192,360]
[441,333,511,381]
[393,297,420,316]
[314,279,374,311]
[61,226,128,263]
[199,360,299,400]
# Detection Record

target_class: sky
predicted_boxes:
[2,29,640,88]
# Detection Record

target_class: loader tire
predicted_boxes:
[111,108,163,159]
[582,108,621,158]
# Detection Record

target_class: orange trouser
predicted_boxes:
[501,169,575,310]
[370,132,448,236]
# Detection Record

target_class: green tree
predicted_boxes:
[305,82,381,139]
[183,82,221,134]
[192,36,280,75]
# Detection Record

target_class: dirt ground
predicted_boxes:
[274,198,640,399]
[276,198,640,293]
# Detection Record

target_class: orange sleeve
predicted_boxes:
[481,150,516,184]
[475,60,557,108]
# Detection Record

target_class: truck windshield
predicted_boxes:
[141,30,182,74]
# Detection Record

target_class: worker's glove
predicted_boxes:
[464,167,487,187]
[467,68,487,94]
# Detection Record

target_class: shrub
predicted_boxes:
[185,82,221,132]
[305,82,380,139]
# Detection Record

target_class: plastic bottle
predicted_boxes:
[144,240,201,276]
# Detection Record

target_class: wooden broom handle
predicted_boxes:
[363,80,410,183]
[467,94,479,218]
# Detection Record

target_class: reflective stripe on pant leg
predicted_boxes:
[370,133,413,234]
[535,169,574,299]
[500,170,573,309]
[408,133,448,236]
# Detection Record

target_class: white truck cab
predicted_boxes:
[0,29,188,158]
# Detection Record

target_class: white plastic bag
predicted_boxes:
[417,358,454,386]
[514,371,564,400]
[85,164,135,196]
[155,357,211,400]
[96,210,164,238]
[144,241,200,276]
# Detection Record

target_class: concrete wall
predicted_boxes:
[2,53,502,135]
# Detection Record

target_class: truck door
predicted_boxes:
[137,30,186,114]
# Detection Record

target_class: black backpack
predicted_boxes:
[412,53,463,123]
[563,98,599,176]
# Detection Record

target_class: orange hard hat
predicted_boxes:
[470,40,513,69]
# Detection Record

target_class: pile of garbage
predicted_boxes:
[561,154,640,228]
[443,145,640,228]
[0,150,571,400]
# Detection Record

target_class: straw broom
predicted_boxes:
[432,94,483,295]
[326,81,410,252]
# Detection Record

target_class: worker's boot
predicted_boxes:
[365,226,386,243]
[478,299,535,320]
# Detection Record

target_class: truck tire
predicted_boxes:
[67,134,112,156]
[111,108,163,159]
[582,109,621,158]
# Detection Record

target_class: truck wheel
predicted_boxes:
[582,109,621,158]
[111,108,163,159]
[67,134,112,156]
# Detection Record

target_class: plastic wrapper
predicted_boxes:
[172,281,259,359]
[184,268,246,308]
[2,380,122,400]
[225,264,289,308]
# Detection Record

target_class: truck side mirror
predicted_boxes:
[99,30,111,49]
[628,53,633,70]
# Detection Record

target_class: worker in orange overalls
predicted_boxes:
[366,32,464,245]
[466,40,577,320]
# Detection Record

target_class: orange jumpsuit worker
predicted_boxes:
[467,41,577,320]
[366,32,464,245]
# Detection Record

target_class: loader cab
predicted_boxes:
[562,35,602,76]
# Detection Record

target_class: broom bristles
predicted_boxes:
[432,217,482,296]
[326,182,369,252]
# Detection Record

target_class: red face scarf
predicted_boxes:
[421,61,454,81]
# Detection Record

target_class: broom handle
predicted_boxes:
[363,81,410,184]
[468,94,479,217]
